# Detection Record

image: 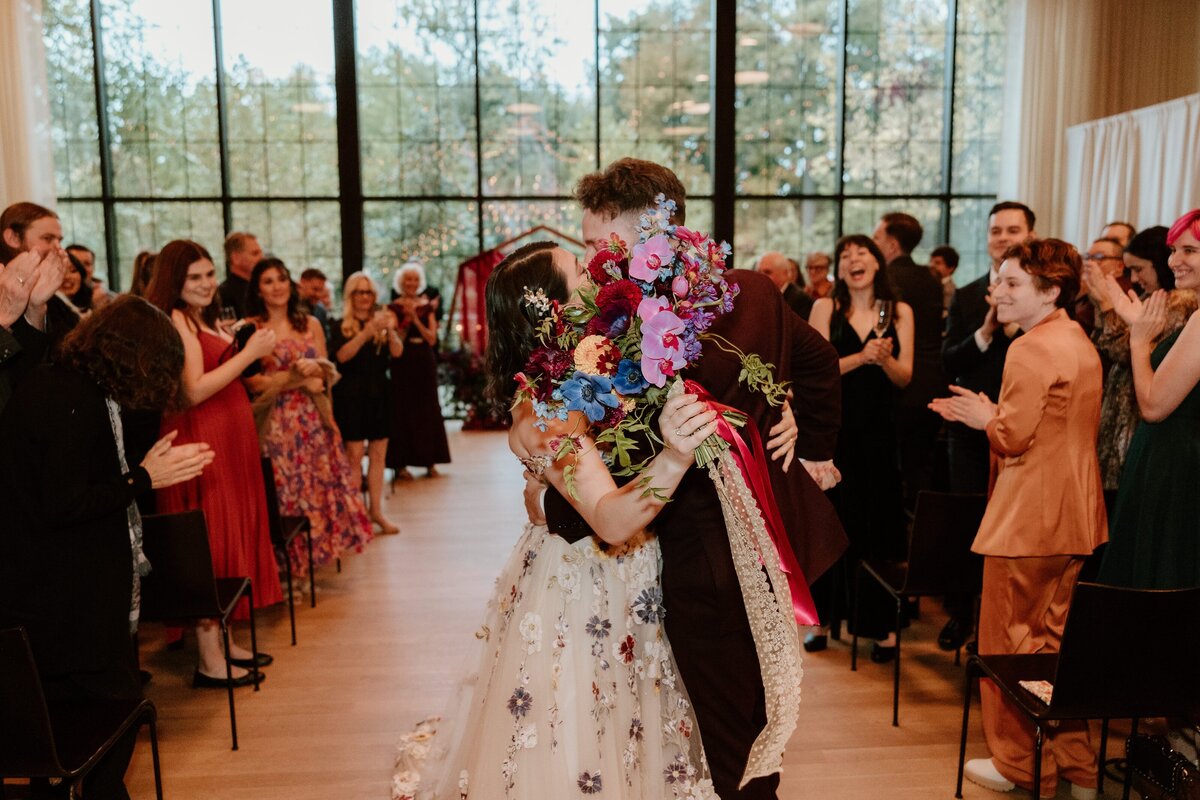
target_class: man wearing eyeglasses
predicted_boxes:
[1073,237,1127,337]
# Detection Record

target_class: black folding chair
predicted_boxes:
[0,627,163,799]
[851,491,988,725]
[955,582,1200,799]
[139,511,261,750]
[260,457,315,643]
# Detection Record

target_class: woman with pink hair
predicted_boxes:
[1098,208,1200,589]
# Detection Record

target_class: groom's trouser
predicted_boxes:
[667,615,779,800]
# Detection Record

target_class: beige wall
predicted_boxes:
[1092,0,1200,119]
[1000,0,1200,237]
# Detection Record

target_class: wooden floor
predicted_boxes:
[121,422,1122,799]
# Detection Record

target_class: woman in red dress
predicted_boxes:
[146,240,284,688]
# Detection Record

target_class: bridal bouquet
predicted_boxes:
[514,195,760,495]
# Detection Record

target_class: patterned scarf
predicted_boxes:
[105,398,151,633]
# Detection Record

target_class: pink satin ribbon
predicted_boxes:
[684,380,820,627]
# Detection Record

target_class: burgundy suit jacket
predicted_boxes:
[660,269,848,586]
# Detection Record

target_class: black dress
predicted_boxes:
[330,318,392,442]
[386,304,451,469]
[813,312,907,639]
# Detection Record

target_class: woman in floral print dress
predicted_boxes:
[393,243,720,800]
[244,258,373,576]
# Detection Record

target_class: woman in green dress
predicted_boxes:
[1098,208,1200,589]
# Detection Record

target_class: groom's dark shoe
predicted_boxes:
[802,633,828,652]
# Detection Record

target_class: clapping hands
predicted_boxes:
[0,250,66,329]
[860,336,893,365]
[140,430,215,489]
[929,386,998,430]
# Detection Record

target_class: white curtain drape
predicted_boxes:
[0,0,57,209]
[1063,94,1200,248]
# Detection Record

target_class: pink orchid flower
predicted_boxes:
[638,298,688,387]
[629,234,673,282]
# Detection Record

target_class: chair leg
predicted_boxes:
[1097,718,1108,795]
[336,557,341,573]
[283,547,296,646]
[149,714,164,800]
[851,563,862,672]
[306,529,316,609]
[955,661,974,798]
[954,644,961,667]
[1122,718,1139,800]
[892,596,902,727]
[220,621,238,751]
[1032,725,1044,800]
[831,559,843,642]
[247,583,260,692]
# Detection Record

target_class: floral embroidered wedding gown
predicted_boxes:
[393,460,716,800]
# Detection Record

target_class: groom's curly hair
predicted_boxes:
[575,158,687,225]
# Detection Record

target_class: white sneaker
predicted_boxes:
[1069,784,1097,800]
[964,758,1016,793]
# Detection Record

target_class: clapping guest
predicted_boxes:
[1098,209,1200,590]
[145,240,283,688]
[1088,226,1195,489]
[244,258,374,576]
[330,272,403,534]
[387,262,451,480]
[808,234,914,661]
[930,239,1105,799]
[0,296,213,800]
[1074,237,1128,337]
[0,203,70,412]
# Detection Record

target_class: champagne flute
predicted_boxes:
[873,300,894,338]
[218,307,238,335]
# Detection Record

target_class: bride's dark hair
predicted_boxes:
[485,241,567,403]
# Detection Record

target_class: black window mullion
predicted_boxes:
[333,0,364,279]
[834,0,849,241]
[211,0,233,240]
[88,0,119,290]
[940,0,960,246]
[710,0,735,248]
[472,0,485,257]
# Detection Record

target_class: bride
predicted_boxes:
[393,241,721,800]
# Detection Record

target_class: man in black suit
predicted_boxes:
[873,212,948,514]
[756,250,814,320]
[218,231,263,318]
[937,200,1035,649]
[568,158,846,799]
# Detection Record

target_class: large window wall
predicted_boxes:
[43,0,1003,294]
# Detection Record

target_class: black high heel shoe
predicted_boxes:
[228,652,273,669]
[870,642,897,663]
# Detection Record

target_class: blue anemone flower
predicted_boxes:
[558,371,619,423]
[612,358,649,396]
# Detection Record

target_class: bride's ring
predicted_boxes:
[674,427,685,437]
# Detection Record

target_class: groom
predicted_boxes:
[566,158,847,799]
